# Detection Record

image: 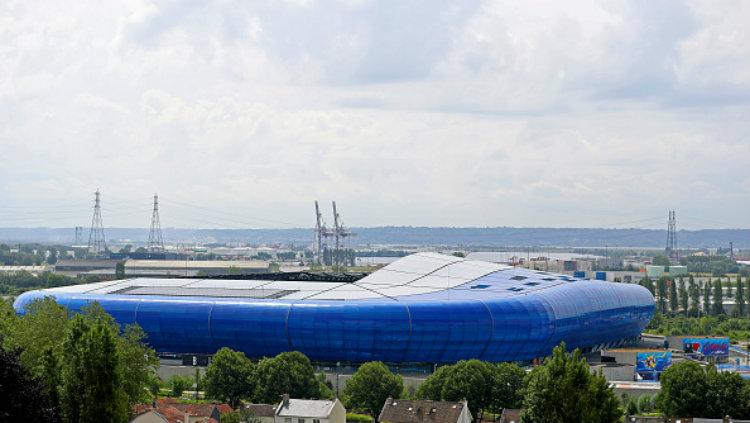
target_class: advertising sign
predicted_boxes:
[683,337,730,357]
[636,351,672,381]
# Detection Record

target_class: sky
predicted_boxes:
[0,0,748,230]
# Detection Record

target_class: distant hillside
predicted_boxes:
[0,226,748,249]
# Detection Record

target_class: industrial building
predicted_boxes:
[14,253,654,363]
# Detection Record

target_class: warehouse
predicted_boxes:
[14,253,654,363]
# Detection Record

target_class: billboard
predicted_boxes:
[636,351,672,381]
[683,338,730,357]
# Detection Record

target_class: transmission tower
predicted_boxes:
[665,210,678,262]
[87,189,107,256]
[332,201,353,266]
[313,201,333,265]
[147,193,165,253]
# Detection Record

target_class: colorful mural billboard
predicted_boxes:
[636,351,672,381]
[683,337,730,357]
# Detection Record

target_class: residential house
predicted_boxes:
[130,398,233,423]
[245,403,276,423]
[274,394,346,423]
[378,398,472,423]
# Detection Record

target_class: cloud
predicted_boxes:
[0,0,748,230]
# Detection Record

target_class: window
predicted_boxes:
[470,284,490,289]
[285,419,291,423]
[511,275,528,281]
[313,419,320,423]
[299,419,305,423]
[523,281,540,286]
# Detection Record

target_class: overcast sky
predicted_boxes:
[1,0,748,229]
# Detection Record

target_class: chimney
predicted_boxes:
[283,394,290,408]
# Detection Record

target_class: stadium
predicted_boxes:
[13,253,654,363]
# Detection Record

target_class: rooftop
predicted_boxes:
[276,399,337,418]
[379,398,469,423]
[41,253,583,301]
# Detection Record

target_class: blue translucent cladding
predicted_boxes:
[13,266,655,363]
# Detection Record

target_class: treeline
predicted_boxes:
[0,243,63,266]
[0,271,98,295]
[203,343,624,423]
[0,298,157,422]
[639,275,748,317]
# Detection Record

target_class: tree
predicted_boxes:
[520,343,621,423]
[440,360,495,421]
[343,362,403,419]
[652,255,671,266]
[659,361,750,418]
[416,365,452,400]
[168,374,193,397]
[204,347,254,408]
[61,315,129,423]
[118,324,158,403]
[656,277,668,314]
[668,279,678,314]
[688,275,700,316]
[678,278,688,316]
[115,261,125,280]
[491,363,526,412]
[727,276,734,298]
[253,351,321,403]
[639,277,655,297]
[10,297,69,375]
[637,395,654,414]
[712,278,725,315]
[737,275,746,317]
[0,297,17,341]
[0,339,59,422]
[703,280,712,316]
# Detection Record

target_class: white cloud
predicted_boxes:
[0,0,748,229]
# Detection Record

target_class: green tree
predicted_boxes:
[520,343,621,423]
[712,278,725,315]
[0,297,17,341]
[668,279,678,314]
[416,365,452,400]
[640,277,655,296]
[61,315,129,423]
[440,360,496,421]
[678,278,688,316]
[703,280,712,316]
[688,275,700,316]
[11,297,69,374]
[656,277,668,314]
[115,261,125,279]
[726,276,734,297]
[637,395,654,413]
[118,324,158,403]
[168,374,193,397]
[204,347,255,408]
[343,362,403,419]
[491,362,526,412]
[253,351,320,403]
[659,361,750,418]
[0,340,60,422]
[737,275,746,317]
[652,255,671,266]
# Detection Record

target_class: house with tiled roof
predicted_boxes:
[130,399,232,423]
[378,398,472,423]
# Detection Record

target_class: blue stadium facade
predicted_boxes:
[14,253,654,363]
